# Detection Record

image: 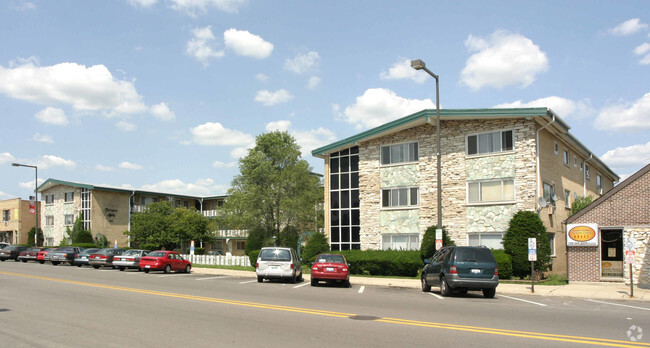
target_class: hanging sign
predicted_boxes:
[567,223,599,246]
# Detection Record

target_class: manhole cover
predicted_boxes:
[349,315,380,321]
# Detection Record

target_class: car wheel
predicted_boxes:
[93,265,100,269]
[21,259,27,263]
[52,262,59,266]
[457,289,468,296]
[311,278,318,286]
[440,276,451,297]
[164,265,171,274]
[421,275,431,292]
[119,267,125,271]
[297,272,303,282]
[483,288,496,298]
[257,276,263,283]
[77,264,82,267]
[15,258,20,262]
[342,280,350,288]
[291,272,297,284]
[144,269,150,273]
[0,259,5,262]
[38,260,44,264]
[184,265,191,273]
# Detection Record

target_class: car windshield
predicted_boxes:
[124,250,142,256]
[147,251,167,257]
[82,249,99,254]
[316,255,345,264]
[454,248,494,263]
[259,249,291,261]
[55,247,75,252]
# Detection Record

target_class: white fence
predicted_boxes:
[181,254,251,267]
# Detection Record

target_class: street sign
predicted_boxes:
[435,240,442,250]
[625,236,636,252]
[29,196,35,214]
[528,238,537,262]
[625,250,635,264]
[435,229,442,250]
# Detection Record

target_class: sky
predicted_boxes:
[1,0,650,200]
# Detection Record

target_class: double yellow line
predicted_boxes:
[2,271,648,347]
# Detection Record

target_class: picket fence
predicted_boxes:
[180,254,251,267]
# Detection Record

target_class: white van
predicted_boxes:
[256,247,303,283]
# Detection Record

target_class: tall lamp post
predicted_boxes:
[411,59,443,231]
[12,163,38,246]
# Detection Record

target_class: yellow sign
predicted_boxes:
[567,223,599,246]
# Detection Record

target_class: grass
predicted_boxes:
[500,274,568,286]
[195,264,255,272]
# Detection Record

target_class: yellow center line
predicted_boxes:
[2,271,648,347]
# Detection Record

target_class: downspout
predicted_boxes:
[128,191,135,247]
[200,198,203,249]
[536,112,556,210]
[583,154,593,196]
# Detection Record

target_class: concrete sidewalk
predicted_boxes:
[192,267,650,302]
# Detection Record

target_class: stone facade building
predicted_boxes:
[566,163,650,285]
[0,198,40,245]
[312,108,618,276]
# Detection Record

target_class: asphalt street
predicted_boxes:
[1,261,649,347]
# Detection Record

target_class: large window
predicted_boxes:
[64,192,74,203]
[467,130,513,155]
[543,182,555,206]
[46,216,54,226]
[64,214,74,225]
[382,234,419,250]
[468,232,504,249]
[381,142,418,165]
[45,194,54,204]
[2,210,9,222]
[467,179,514,203]
[381,187,419,208]
[548,233,556,257]
[81,188,91,230]
[330,146,360,251]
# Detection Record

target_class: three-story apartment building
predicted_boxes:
[0,198,40,245]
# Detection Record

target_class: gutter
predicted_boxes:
[128,191,135,247]
[536,111,556,210]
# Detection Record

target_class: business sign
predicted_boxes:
[29,196,36,214]
[567,223,599,246]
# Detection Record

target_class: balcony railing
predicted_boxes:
[214,229,248,238]
[131,205,222,218]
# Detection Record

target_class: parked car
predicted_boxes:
[17,247,43,262]
[88,248,126,269]
[310,253,350,287]
[421,246,499,298]
[37,248,57,264]
[0,245,28,261]
[73,248,101,267]
[0,242,9,249]
[113,249,151,271]
[49,246,83,265]
[255,247,303,283]
[139,251,191,274]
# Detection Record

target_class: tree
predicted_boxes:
[27,227,44,247]
[420,225,454,260]
[570,195,594,216]
[221,131,323,245]
[70,214,94,244]
[301,232,330,263]
[503,211,551,278]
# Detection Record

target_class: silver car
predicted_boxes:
[256,247,303,283]
[113,249,150,271]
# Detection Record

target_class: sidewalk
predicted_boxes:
[192,267,650,302]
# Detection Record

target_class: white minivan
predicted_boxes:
[256,247,303,283]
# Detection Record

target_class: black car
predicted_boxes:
[421,246,499,298]
[0,246,28,262]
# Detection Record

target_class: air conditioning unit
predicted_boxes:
[547,205,555,215]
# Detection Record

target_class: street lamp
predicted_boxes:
[12,163,38,246]
[411,59,443,232]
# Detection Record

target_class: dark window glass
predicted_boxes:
[350,155,359,171]
[351,209,360,225]
[410,187,419,206]
[341,210,349,226]
[340,173,349,189]
[341,191,349,209]
[331,227,340,242]
[330,174,339,190]
[382,190,390,207]
[341,244,350,251]
[350,172,359,188]
[331,151,339,157]
[340,156,349,172]
[330,192,339,209]
[352,227,360,242]
[340,149,349,156]
[350,146,359,154]
[330,210,339,226]
[381,146,390,165]
[341,227,350,242]
[331,244,340,251]
[330,158,339,173]
[410,142,419,161]
[351,190,360,208]
[352,244,361,250]
[503,130,513,151]
[468,135,477,155]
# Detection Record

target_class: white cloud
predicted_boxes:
[255,73,269,82]
[18,178,44,190]
[0,191,10,199]
[34,107,68,125]
[609,18,648,36]
[32,133,54,143]
[189,121,254,146]
[0,60,147,115]
[380,58,428,83]
[150,102,175,121]
[460,30,549,90]
[0,152,15,164]
[116,120,137,132]
[119,161,143,170]
[12,2,35,11]
[307,76,321,90]
[284,51,320,74]
[169,0,247,16]
[254,89,293,106]
[634,43,650,65]
[126,0,157,7]
[265,120,337,157]
[230,147,249,159]
[601,142,650,172]
[340,88,435,130]
[95,164,114,171]
[212,160,237,168]
[141,178,227,196]
[224,28,273,59]
[595,92,650,132]
[38,155,76,169]
[265,120,292,132]
[493,96,594,119]
[186,26,225,66]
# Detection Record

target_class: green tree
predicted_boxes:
[570,195,594,216]
[26,227,44,247]
[301,232,330,263]
[221,131,323,245]
[70,213,94,244]
[503,211,551,278]
[420,225,454,260]
[244,226,269,255]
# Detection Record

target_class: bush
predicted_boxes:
[335,250,422,277]
[245,227,267,255]
[184,247,205,255]
[491,249,513,280]
[140,243,160,251]
[71,243,99,249]
[503,211,551,278]
[74,229,95,244]
[27,227,44,247]
[248,250,260,268]
[301,232,330,262]
[420,225,454,261]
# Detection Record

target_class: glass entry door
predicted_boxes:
[601,229,623,277]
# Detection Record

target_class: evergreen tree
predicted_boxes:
[503,211,551,278]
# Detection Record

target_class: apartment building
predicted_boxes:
[311,108,618,276]
[0,198,40,245]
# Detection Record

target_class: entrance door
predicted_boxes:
[601,229,623,277]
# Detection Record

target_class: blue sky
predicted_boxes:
[2,0,650,199]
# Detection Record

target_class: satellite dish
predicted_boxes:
[551,194,558,202]
[538,197,547,208]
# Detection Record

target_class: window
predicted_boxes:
[580,161,583,171]
[585,164,590,179]
[46,216,54,226]
[574,155,577,167]
[554,141,559,155]
[543,182,555,206]
[45,194,54,204]
[382,187,419,208]
[64,214,74,225]
[330,146,361,251]
[467,179,514,203]
[380,142,418,165]
[564,190,571,209]
[548,233,556,257]
[467,130,513,155]
[2,210,9,222]
[382,234,419,250]
[468,232,505,249]
[140,196,158,206]
[563,150,570,166]
[597,175,602,190]
[81,188,91,230]
[236,241,246,251]
[64,192,74,203]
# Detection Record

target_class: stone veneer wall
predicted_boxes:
[357,118,538,250]
[42,185,81,245]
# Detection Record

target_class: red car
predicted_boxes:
[37,248,57,264]
[310,253,350,287]
[139,251,191,274]
[18,247,43,262]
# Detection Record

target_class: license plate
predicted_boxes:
[326,267,334,272]
[270,266,278,270]
[145,265,150,268]
[471,269,481,274]
[95,256,100,259]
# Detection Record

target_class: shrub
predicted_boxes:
[244,226,267,255]
[301,232,330,262]
[420,225,454,261]
[74,229,95,244]
[248,250,260,268]
[491,249,513,280]
[71,243,99,249]
[503,211,551,278]
[336,250,422,277]
[140,243,160,251]
[27,227,44,247]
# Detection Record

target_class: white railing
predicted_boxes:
[214,229,248,238]
[181,254,251,267]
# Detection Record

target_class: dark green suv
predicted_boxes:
[421,246,498,298]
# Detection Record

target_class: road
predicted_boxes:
[1,261,649,347]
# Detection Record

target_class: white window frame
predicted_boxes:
[381,234,420,250]
[64,214,74,226]
[467,179,515,204]
[597,174,602,189]
[554,141,559,155]
[381,187,419,208]
[467,232,505,249]
[45,194,54,204]
[46,215,54,226]
[543,182,556,206]
[380,142,419,166]
[64,192,74,203]
[564,189,571,209]
[466,129,514,156]
[563,150,570,166]
[548,233,556,257]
